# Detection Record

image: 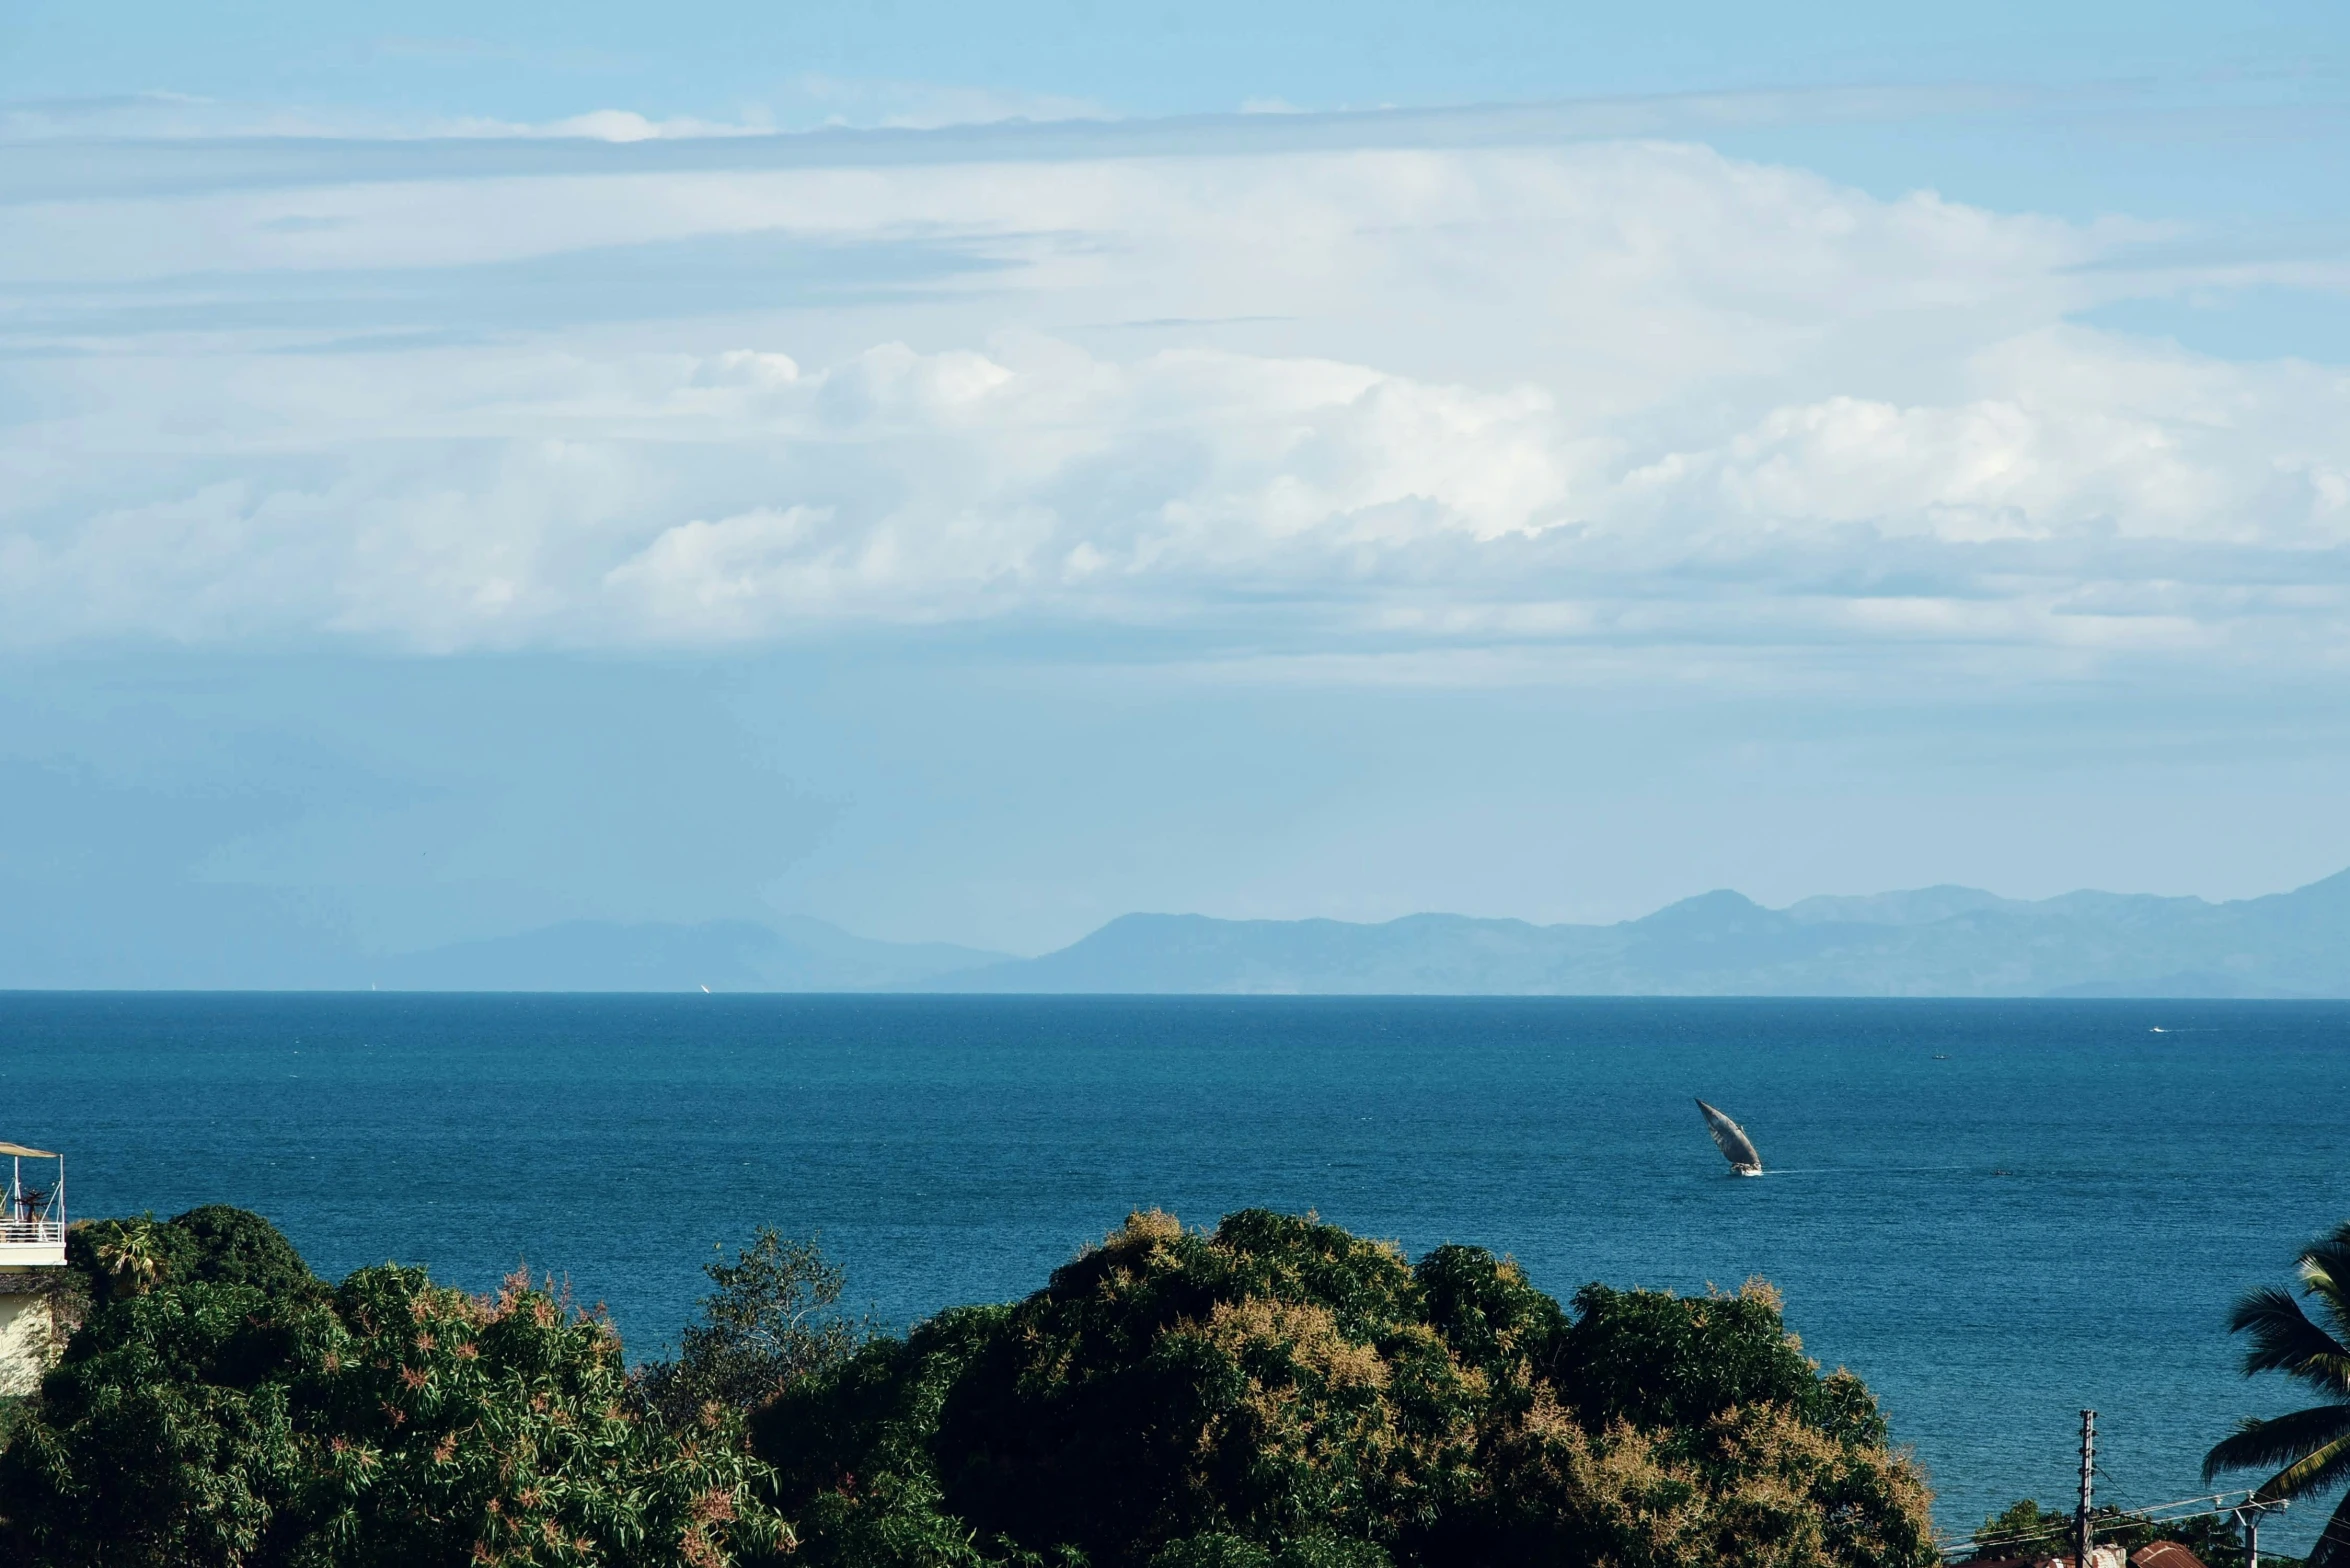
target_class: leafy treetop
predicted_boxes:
[754,1206,1938,1568]
[2,1208,787,1568]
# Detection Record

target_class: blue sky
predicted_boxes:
[4,1,2350,975]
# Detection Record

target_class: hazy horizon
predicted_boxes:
[14,859,2350,993]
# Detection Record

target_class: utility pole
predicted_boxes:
[2076,1410,2096,1568]
[2237,1498,2284,1568]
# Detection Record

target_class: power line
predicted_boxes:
[1950,1489,2266,1556]
[2092,1453,2146,1512]
[1961,1495,2251,1548]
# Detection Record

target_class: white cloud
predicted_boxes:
[2,135,2346,675]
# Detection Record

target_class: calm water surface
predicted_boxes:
[1,994,2342,1549]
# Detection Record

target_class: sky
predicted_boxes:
[5,1,2350,975]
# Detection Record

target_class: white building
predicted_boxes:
[0,1142,66,1397]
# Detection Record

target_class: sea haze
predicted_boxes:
[1,993,2341,1550]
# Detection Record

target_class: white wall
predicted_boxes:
[0,1290,55,1397]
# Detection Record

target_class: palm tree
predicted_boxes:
[91,1221,163,1298]
[2205,1222,2350,1567]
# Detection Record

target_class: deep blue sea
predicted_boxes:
[1,994,2343,1550]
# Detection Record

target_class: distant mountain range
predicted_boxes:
[379,868,2350,997]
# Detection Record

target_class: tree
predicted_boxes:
[2205,1221,2350,1568]
[632,1227,871,1429]
[286,1264,789,1568]
[1968,1499,2071,1561]
[88,1221,164,1299]
[4,1203,1937,1568]
[752,1207,1938,1568]
[0,1208,789,1568]
[69,1206,320,1307]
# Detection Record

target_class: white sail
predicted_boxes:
[1695,1099,1763,1175]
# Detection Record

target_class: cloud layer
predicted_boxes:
[5,131,2347,676]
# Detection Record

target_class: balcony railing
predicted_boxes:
[0,1221,63,1246]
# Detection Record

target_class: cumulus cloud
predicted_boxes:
[2,132,2344,675]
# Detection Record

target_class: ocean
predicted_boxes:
[1,993,2342,1550]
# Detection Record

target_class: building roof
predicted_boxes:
[2130,1545,2209,1568]
[1969,1546,2136,1568]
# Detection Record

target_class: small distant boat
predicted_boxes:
[1695,1099,1763,1176]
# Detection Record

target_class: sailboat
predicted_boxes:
[1695,1099,1763,1176]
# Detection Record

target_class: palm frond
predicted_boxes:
[2263,1432,2350,1502]
[2309,1489,2350,1568]
[2205,1406,2350,1483]
[2304,1226,2350,1347]
[2230,1285,2350,1393]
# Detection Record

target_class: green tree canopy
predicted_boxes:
[70,1205,321,1307]
[752,1207,1937,1568]
[1,1209,787,1568]
[5,1203,1940,1568]
[633,1227,872,1430]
